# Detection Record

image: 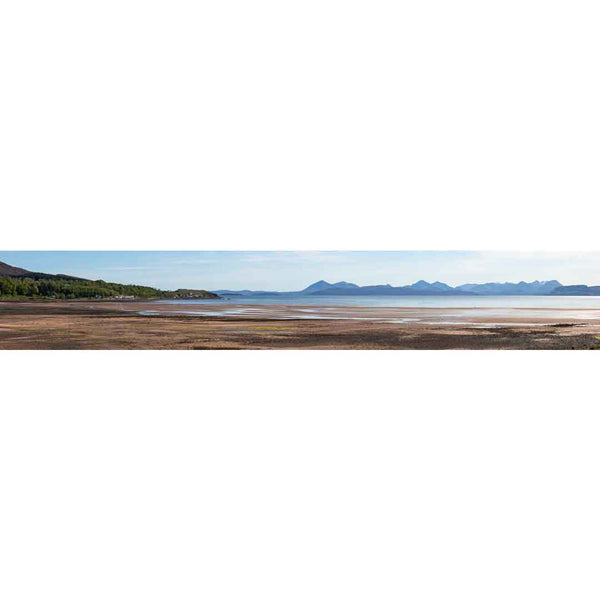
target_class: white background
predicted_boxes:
[1,1,600,599]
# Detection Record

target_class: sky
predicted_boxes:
[1,251,599,291]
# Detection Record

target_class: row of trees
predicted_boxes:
[0,276,167,299]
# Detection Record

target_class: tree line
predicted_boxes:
[0,276,169,299]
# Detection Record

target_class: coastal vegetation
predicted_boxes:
[0,262,218,300]
[1,275,163,299]
[0,274,218,300]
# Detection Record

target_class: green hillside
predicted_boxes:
[0,261,218,300]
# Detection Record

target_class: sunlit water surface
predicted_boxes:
[152,295,600,324]
[160,295,600,309]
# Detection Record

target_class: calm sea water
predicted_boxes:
[159,295,600,309]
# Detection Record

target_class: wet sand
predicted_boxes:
[2,300,600,349]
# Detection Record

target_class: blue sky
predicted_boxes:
[1,251,599,290]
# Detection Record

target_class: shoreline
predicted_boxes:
[2,300,600,349]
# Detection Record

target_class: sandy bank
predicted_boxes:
[2,301,600,349]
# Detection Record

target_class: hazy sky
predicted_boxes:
[1,251,599,291]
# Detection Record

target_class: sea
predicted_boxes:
[159,294,600,310]
[143,294,600,324]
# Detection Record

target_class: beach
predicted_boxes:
[2,300,600,349]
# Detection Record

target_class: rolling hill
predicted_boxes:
[0,261,218,299]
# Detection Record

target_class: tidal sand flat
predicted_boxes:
[2,301,600,349]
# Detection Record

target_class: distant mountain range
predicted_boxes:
[455,280,561,295]
[214,278,600,296]
[550,285,600,296]
[3,257,600,298]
